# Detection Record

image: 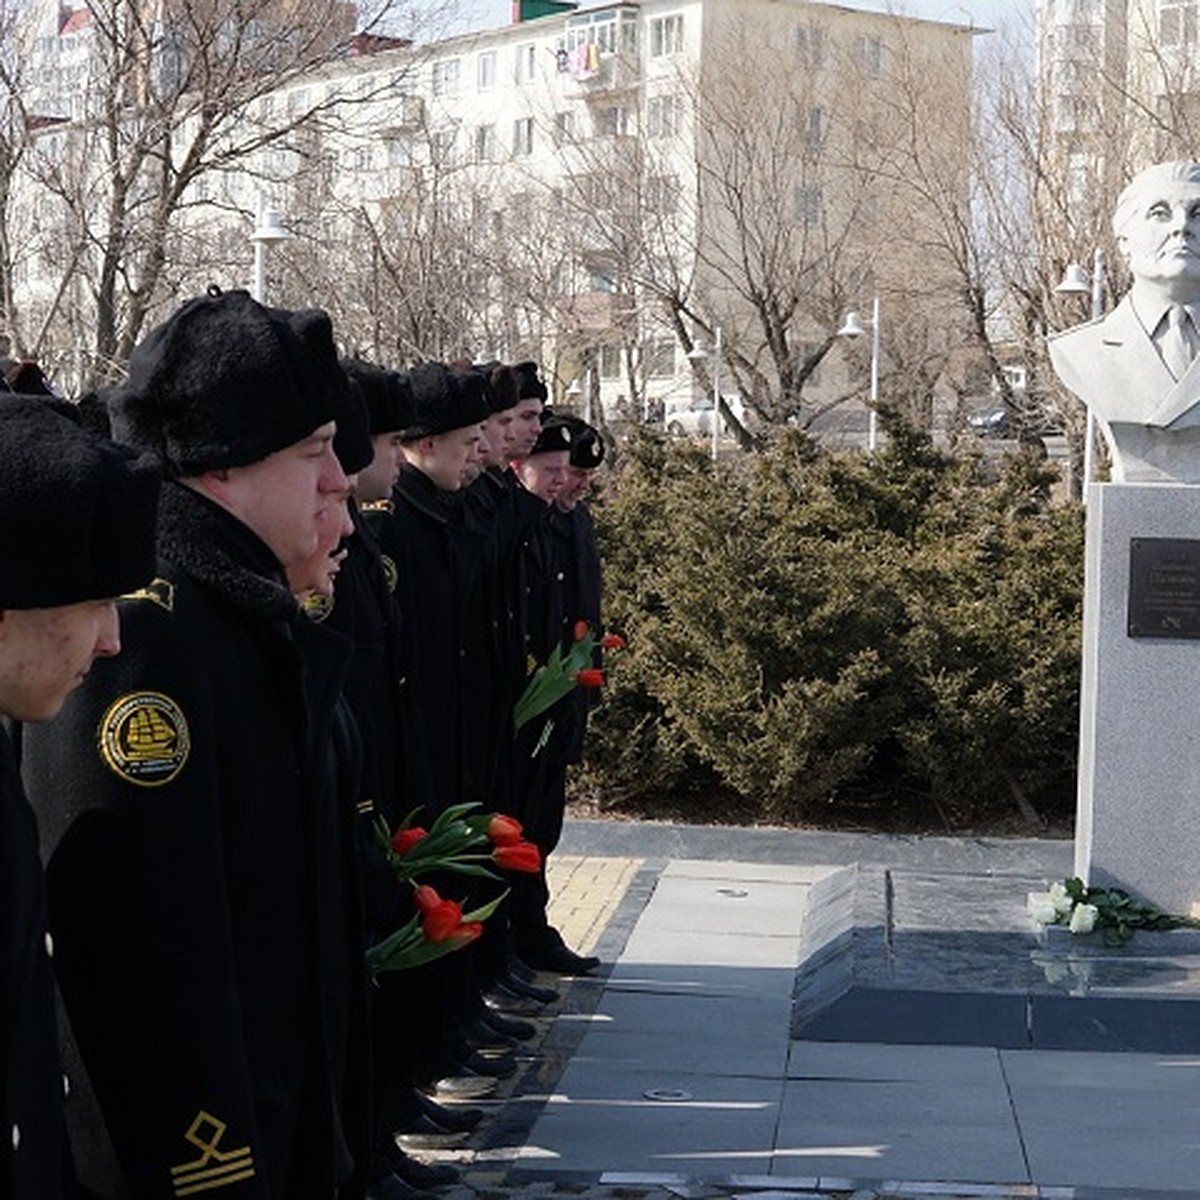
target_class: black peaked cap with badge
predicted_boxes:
[562,414,605,470]
[0,394,160,609]
[401,362,490,440]
[525,415,573,457]
[109,287,349,479]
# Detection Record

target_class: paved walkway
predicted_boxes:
[427,820,1198,1200]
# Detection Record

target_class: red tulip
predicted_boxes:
[493,841,542,873]
[422,897,466,943]
[576,668,605,688]
[390,826,428,855]
[600,633,626,651]
[445,921,484,948]
[413,884,443,913]
[486,814,524,846]
[573,619,590,642]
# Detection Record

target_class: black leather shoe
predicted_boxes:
[456,1048,517,1079]
[468,1015,517,1051]
[426,1073,497,1100]
[396,1113,470,1148]
[519,941,601,976]
[498,970,559,1004]
[414,1091,484,1133]
[480,1006,537,1041]
[484,987,543,1017]
[384,1146,461,1189]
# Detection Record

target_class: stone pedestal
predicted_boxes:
[1077,482,1200,913]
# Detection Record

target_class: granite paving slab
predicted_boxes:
[1002,1049,1200,1192]
[772,1071,1027,1185]
[518,1062,784,1176]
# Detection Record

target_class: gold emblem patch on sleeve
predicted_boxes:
[170,1111,255,1197]
[381,554,398,594]
[98,692,190,787]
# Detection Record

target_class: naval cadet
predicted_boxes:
[2,394,160,1200]
[21,289,371,1200]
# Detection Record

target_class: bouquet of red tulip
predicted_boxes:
[367,883,506,976]
[366,802,543,976]
[512,620,625,735]
[375,801,542,882]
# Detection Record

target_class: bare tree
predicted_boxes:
[10,0,465,389]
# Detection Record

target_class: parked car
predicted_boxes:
[666,396,717,438]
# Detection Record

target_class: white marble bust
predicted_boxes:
[1049,160,1200,483]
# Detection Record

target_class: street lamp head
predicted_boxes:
[686,339,708,361]
[566,377,582,397]
[836,311,869,338]
[1055,263,1091,295]
[251,207,294,246]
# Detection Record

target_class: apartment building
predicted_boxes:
[13,0,975,436]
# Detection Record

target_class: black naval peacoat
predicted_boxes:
[20,482,370,1200]
[2,722,73,1200]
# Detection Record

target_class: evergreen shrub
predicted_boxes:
[582,418,1084,831]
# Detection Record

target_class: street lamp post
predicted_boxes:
[836,294,881,453]
[1055,248,1107,493]
[249,197,293,304]
[686,326,722,463]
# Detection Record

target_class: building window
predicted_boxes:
[804,104,827,148]
[1160,0,1199,46]
[645,337,676,377]
[477,51,496,90]
[856,34,884,76]
[645,174,680,215]
[795,21,824,67]
[475,123,496,162]
[432,58,460,96]
[794,185,823,228]
[599,344,623,379]
[516,42,537,82]
[513,116,534,156]
[646,93,682,138]
[595,104,630,137]
[431,129,456,164]
[590,266,616,292]
[649,14,683,57]
[286,87,310,116]
[554,110,575,145]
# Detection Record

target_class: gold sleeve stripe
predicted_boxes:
[174,1165,256,1196]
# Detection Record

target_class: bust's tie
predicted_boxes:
[1160,304,1198,381]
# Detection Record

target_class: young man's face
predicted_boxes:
[556,465,593,512]
[412,424,483,492]
[205,421,348,569]
[515,450,570,502]
[0,599,120,721]
[479,410,516,468]
[508,398,544,459]
[356,431,405,503]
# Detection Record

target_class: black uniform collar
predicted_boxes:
[395,463,461,525]
[159,481,299,621]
